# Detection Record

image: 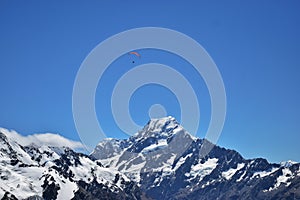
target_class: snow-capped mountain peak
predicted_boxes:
[92,117,300,200]
[144,116,179,132]
[91,116,197,185]
[133,116,183,139]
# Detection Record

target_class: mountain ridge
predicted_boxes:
[0,129,145,200]
[0,117,300,199]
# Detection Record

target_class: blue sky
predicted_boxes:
[0,1,299,163]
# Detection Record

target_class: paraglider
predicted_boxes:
[129,51,141,63]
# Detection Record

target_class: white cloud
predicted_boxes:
[0,128,85,151]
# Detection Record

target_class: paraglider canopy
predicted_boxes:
[129,51,141,57]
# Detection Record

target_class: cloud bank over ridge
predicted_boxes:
[0,128,84,150]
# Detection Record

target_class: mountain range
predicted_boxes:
[0,117,299,200]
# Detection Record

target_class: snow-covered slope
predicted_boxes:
[92,117,300,200]
[0,128,143,200]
